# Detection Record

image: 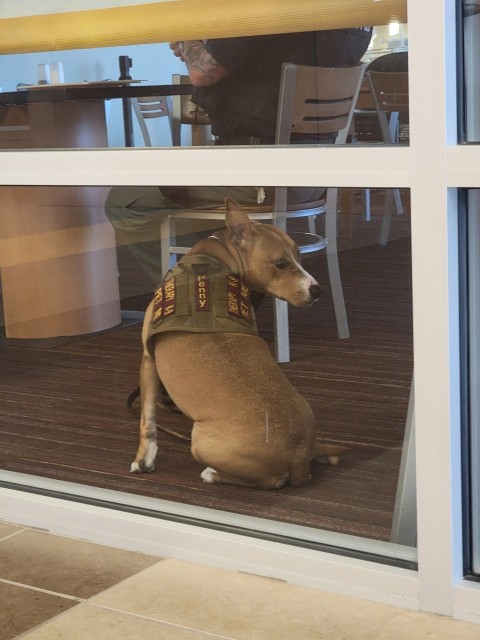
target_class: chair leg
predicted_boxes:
[272,187,290,362]
[379,189,395,246]
[160,214,174,277]
[274,298,290,363]
[390,377,417,546]
[393,188,404,216]
[325,187,350,339]
[365,188,371,222]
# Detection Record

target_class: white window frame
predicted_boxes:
[2,0,480,624]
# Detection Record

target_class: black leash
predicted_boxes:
[126,386,140,410]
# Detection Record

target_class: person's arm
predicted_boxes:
[170,40,229,87]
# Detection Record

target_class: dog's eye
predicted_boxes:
[273,258,290,270]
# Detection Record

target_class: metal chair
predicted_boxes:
[130,87,211,147]
[129,96,169,147]
[367,69,409,144]
[160,62,366,362]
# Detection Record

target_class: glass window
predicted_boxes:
[0,182,414,559]
[464,189,480,575]
[0,6,416,563]
[462,1,480,580]
[0,25,408,150]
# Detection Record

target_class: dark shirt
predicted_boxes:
[192,28,373,139]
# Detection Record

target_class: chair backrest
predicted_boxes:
[130,96,169,146]
[171,74,211,146]
[367,51,408,73]
[366,71,409,142]
[367,71,409,114]
[275,63,366,146]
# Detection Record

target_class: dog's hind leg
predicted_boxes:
[288,447,312,487]
[131,353,160,473]
[193,432,290,489]
[200,466,289,489]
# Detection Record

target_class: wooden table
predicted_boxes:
[0,82,192,339]
[0,81,194,146]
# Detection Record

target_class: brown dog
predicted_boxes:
[131,197,340,488]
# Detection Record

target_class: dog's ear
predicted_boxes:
[225,197,255,248]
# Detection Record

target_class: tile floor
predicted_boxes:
[1,521,479,640]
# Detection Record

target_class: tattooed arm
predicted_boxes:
[169,40,229,86]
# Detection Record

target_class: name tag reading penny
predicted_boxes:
[195,274,210,311]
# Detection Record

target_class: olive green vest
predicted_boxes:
[147,254,258,352]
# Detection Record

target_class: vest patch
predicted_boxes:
[227,275,252,324]
[195,274,210,312]
[152,276,176,323]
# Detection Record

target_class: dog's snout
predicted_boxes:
[309,283,324,300]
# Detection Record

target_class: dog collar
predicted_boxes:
[207,234,223,243]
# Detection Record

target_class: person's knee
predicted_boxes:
[287,187,326,205]
[105,186,170,210]
[184,186,259,209]
[104,186,179,237]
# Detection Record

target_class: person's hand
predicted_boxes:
[169,41,184,61]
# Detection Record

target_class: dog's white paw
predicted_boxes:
[143,443,158,469]
[201,467,218,483]
[130,460,155,473]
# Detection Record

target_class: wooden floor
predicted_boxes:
[0,194,413,542]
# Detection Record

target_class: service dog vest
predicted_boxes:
[147,254,258,352]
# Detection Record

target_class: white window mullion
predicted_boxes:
[407,0,464,616]
[0,146,410,188]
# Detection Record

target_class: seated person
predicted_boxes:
[106,27,373,285]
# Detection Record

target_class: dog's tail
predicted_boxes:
[313,441,349,466]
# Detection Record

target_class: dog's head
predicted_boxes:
[225,197,323,307]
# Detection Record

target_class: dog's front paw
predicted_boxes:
[130,460,155,473]
[201,467,218,483]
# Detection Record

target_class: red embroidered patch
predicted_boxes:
[227,275,241,317]
[195,274,210,311]
[163,278,176,317]
[239,280,252,323]
[152,277,176,323]
[227,275,251,324]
